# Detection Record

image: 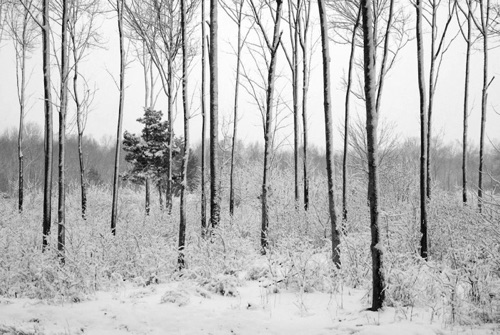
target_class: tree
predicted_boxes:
[209,0,221,228]
[111,0,126,235]
[247,0,284,252]
[416,0,429,260]
[361,0,386,310]
[56,0,71,262]
[178,0,190,268]
[220,0,248,217]
[318,0,340,266]
[6,0,38,212]
[200,0,207,235]
[68,0,101,219]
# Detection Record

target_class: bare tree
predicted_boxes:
[7,0,38,213]
[416,0,429,260]
[178,0,190,268]
[247,0,283,252]
[318,0,340,266]
[209,0,221,228]
[201,0,207,235]
[298,0,312,210]
[220,0,248,216]
[361,0,386,310]
[68,0,101,220]
[111,0,126,235]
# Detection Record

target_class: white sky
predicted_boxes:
[0,2,499,152]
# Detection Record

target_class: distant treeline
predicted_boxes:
[1,123,499,197]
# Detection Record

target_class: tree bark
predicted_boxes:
[111,0,126,235]
[342,7,361,222]
[292,0,300,205]
[478,0,489,213]
[201,0,207,235]
[210,0,221,228]
[178,0,189,268]
[229,0,244,217]
[462,1,471,204]
[416,0,429,260]
[260,0,283,252]
[318,0,340,266]
[361,0,386,310]
[42,0,53,250]
[57,0,70,262]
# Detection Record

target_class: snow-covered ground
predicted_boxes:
[1,280,498,335]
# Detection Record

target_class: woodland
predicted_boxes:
[0,0,500,333]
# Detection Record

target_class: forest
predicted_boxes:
[0,0,500,333]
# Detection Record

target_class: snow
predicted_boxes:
[1,280,498,335]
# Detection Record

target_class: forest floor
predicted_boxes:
[1,269,499,335]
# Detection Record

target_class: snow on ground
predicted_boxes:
[1,280,499,335]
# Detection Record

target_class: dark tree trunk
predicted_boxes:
[178,0,189,269]
[145,178,150,215]
[210,0,221,228]
[416,0,429,260]
[158,183,164,210]
[462,2,471,204]
[58,0,70,262]
[42,0,53,249]
[292,0,300,205]
[478,0,489,213]
[260,0,283,253]
[229,0,244,217]
[17,8,28,213]
[166,60,173,215]
[201,0,207,236]
[111,0,126,235]
[72,32,87,220]
[361,0,386,310]
[318,0,340,266]
[342,7,360,222]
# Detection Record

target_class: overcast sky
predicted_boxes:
[0,2,499,152]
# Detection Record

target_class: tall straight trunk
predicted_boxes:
[426,0,437,200]
[318,0,340,266]
[361,0,385,310]
[416,0,428,260]
[261,0,283,252]
[229,1,244,216]
[42,0,53,249]
[299,2,311,211]
[292,0,300,205]
[72,34,87,220]
[166,51,173,214]
[143,48,151,217]
[342,8,360,222]
[478,0,489,213]
[17,8,28,213]
[201,0,207,235]
[178,0,189,268]
[111,0,125,235]
[58,0,70,262]
[462,2,471,204]
[209,0,221,228]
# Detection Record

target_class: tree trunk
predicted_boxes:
[229,0,244,217]
[111,0,126,235]
[158,183,164,210]
[292,0,300,205]
[42,0,53,249]
[145,178,150,215]
[201,0,207,236]
[478,0,489,213]
[178,0,190,268]
[318,0,340,266]
[416,0,428,260]
[166,60,173,215]
[462,2,471,204]
[260,0,283,253]
[72,32,87,220]
[361,0,386,310]
[17,8,28,213]
[210,0,221,229]
[426,0,437,200]
[342,7,361,223]
[58,0,70,262]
